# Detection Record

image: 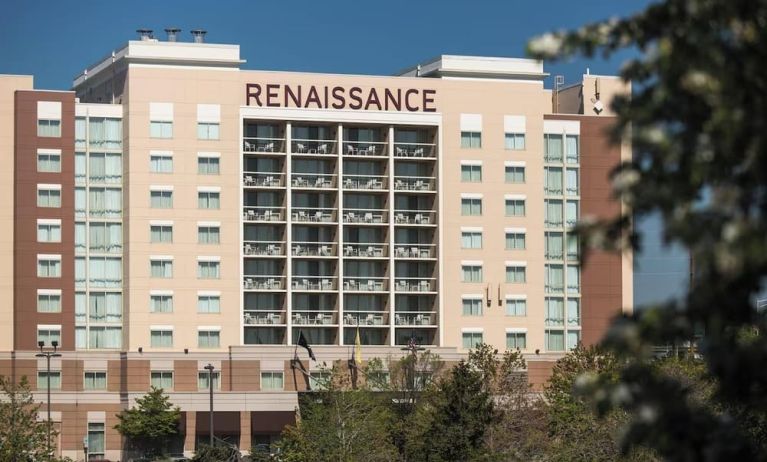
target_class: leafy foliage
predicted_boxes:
[0,375,57,462]
[114,386,181,459]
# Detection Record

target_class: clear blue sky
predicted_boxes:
[0,0,684,306]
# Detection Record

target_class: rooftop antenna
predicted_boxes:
[191,29,207,43]
[554,75,565,113]
[164,27,181,42]
[136,28,154,41]
[416,64,421,77]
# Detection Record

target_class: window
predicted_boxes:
[460,131,482,148]
[150,225,173,243]
[461,198,482,216]
[546,330,565,351]
[89,152,122,184]
[462,332,483,349]
[462,298,482,316]
[567,330,581,349]
[460,164,482,182]
[150,371,173,390]
[198,156,220,174]
[197,260,220,279]
[150,121,173,139]
[150,153,173,173]
[198,226,221,244]
[504,133,525,150]
[567,265,581,294]
[198,371,221,390]
[88,292,122,322]
[88,326,122,349]
[37,371,61,389]
[88,223,122,253]
[75,118,86,148]
[568,299,581,326]
[87,423,105,459]
[198,191,220,209]
[309,371,331,391]
[197,122,220,140]
[566,200,579,227]
[566,168,579,195]
[89,117,122,149]
[545,200,564,227]
[545,167,563,195]
[506,265,526,283]
[84,372,107,390]
[198,295,221,313]
[37,256,61,278]
[37,151,61,172]
[545,298,565,326]
[37,187,61,208]
[461,265,483,283]
[37,221,61,243]
[544,134,563,162]
[37,327,61,346]
[506,298,527,316]
[75,152,86,183]
[75,187,85,217]
[37,119,61,137]
[88,187,122,218]
[545,265,565,294]
[150,329,173,348]
[505,232,526,250]
[261,371,284,390]
[150,295,173,313]
[37,292,61,313]
[198,330,221,348]
[150,190,173,208]
[505,199,526,217]
[150,259,173,278]
[566,135,579,164]
[505,166,525,183]
[88,257,122,288]
[506,332,527,349]
[461,231,482,249]
[545,232,564,260]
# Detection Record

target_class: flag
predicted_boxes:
[297,331,316,361]
[354,327,363,366]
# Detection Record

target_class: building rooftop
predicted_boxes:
[398,54,548,82]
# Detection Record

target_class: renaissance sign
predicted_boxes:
[246,83,437,112]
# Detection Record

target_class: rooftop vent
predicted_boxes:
[136,28,154,41]
[164,27,181,42]
[191,29,207,43]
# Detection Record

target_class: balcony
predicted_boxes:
[342,175,387,191]
[243,137,286,154]
[243,276,285,291]
[293,311,337,325]
[292,207,335,223]
[394,312,436,326]
[343,141,387,157]
[343,278,387,292]
[292,277,337,291]
[394,278,436,293]
[393,210,436,226]
[291,173,335,189]
[394,176,435,192]
[244,241,285,257]
[244,172,284,188]
[243,206,285,222]
[292,139,337,156]
[393,245,436,259]
[344,312,387,326]
[343,209,387,224]
[393,143,437,159]
[244,311,285,325]
[292,242,336,257]
[343,244,386,258]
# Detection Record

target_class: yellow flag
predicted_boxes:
[354,327,363,365]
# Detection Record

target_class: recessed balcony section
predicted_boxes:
[292,311,337,326]
[343,126,388,157]
[291,328,337,345]
[393,244,436,259]
[393,127,438,159]
[342,243,387,258]
[343,293,387,327]
[343,277,388,292]
[394,278,437,293]
[244,311,285,326]
[244,190,285,222]
[243,172,285,189]
[244,241,285,257]
[394,328,436,346]
[344,328,388,345]
[291,124,338,156]
[291,173,336,189]
[393,210,435,226]
[393,176,435,192]
[244,327,285,345]
[243,122,286,154]
[292,276,338,292]
[343,209,388,225]
[243,206,285,223]
[243,275,286,291]
[292,242,336,258]
[292,207,336,224]
[342,174,387,191]
[394,312,436,326]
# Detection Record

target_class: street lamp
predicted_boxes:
[203,363,215,447]
[36,340,61,462]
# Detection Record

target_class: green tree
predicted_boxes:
[114,386,181,459]
[0,375,56,462]
[527,0,767,459]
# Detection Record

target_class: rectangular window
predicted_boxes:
[84,372,107,390]
[545,232,564,260]
[88,257,123,288]
[506,332,527,349]
[505,166,525,183]
[150,190,173,208]
[197,295,221,313]
[460,131,482,148]
[461,332,483,349]
[37,119,61,137]
[567,265,581,294]
[545,200,564,228]
[545,265,565,294]
[37,327,61,346]
[567,330,581,349]
[88,187,122,218]
[198,226,221,244]
[37,256,61,278]
[566,168,579,196]
[198,330,221,348]
[150,330,173,348]
[461,231,482,249]
[546,330,565,351]
[150,225,173,243]
[505,232,526,250]
[88,223,123,254]
[88,422,105,458]
[545,167,563,195]
[197,122,220,140]
[88,117,122,149]
[37,187,61,208]
[89,152,122,184]
[37,221,61,243]
[566,135,579,164]
[75,118,86,148]
[197,371,221,390]
[198,156,220,175]
[545,297,565,326]
[197,261,220,279]
[506,265,527,283]
[566,200,579,227]
[37,152,61,173]
[150,154,173,173]
[461,265,483,283]
[462,298,482,316]
[150,371,173,390]
[506,298,527,316]
[198,191,220,209]
[37,292,61,313]
[504,133,525,150]
[544,134,563,162]
[88,326,122,349]
[88,292,122,322]
[150,295,173,313]
[37,371,61,390]
[150,121,173,139]
[461,198,482,216]
[150,259,173,278]
[505,199,526,217]
[460,164,482,182]
[568,299,581,326]
[261,371,284,390]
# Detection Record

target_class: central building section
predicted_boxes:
[240,110,441,346]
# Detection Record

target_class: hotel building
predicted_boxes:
[0,30,631,459]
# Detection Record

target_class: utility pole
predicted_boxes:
[36,340,61,461]
[204,363,215,447]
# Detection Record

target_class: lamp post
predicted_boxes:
[203,363,215,447]
[36,340,61,462]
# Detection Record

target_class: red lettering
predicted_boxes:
[422,89,436,112]
[331,86,346,109]
[246,83,262,106]
[384,89,401,111]
[349,87,363,110]
[364,88,382,111]
[405,89,419,111]
[266,84,280,107]
[285,85,302,108]
[305,86,322,108]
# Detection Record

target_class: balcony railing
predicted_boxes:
[566,186,579,196]
[293,311,337,325]
[292,242,336,257]
[545,284,564,294]
[243,206,285,222]
[544,154,563,163]
[343,141,387,157]
[545,251,564,260]
[568,316,581,327]
[394,312,436,326]
[394,278,437,292]
[292,207,335,223]
[244,241,285,256]
[243,276,285,290]
[344,312,387,326]
[291,173,335,189]
[244,172,284,188]
[243,137,286,153]
[393,244,436,259]
[292,276,337,291]
[545,219,564,228]
[343,244,386,258]
[244,311,285,325]
[394,176,435,192]
[292,139,337,155]
[544,186,563,195]
[343,209,387,224]
[342,175,387,191]
[343,278,388,292]
[393,142,437,159]
[545,317,565,327]
[393,210,436,225]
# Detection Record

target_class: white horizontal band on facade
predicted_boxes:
[543,119,580,135]
[37,289,62,296]
[197,186,221,193]
[150,185,174,192]
[150,325,174,331]
[459,159,483,166]
[76,103,122,118]
[149,255,174,260]
[197,104,221,123]
[149,102,174,121]
[461,294,483,300]
[504,194,526,200]
[197,151,221,158]
[505,260,527,266]
[197,256,221,262]
[505,327,528,333]
[37,184,61,190]
[505,227,527,233]
[460,113,482,131]
[37,148,62,155]
[461,327,484,333]
[461,193,483,199]
[198,290,221,296]
[504,115,526,133]
[149,220,174,226]
[87,411,106,423]
[150,150,173,157]
[83,359,108,370]
[37,254,61,260]
[461,260,483,266]
[460,226,483,232]
[197,221,221,227]
[505,294,528,300]
[504,160,526,167]
[37,218,62,225]
[150,360,174,370]
[149,290,174,296]
[37,101,61,120]
[37,324,61,330]
[197,326,221,331]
